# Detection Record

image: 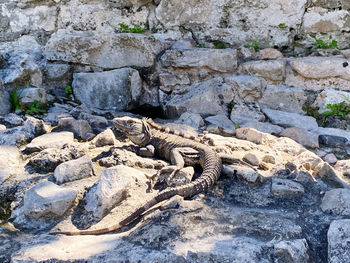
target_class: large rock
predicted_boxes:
[23,132,74,154]
[160,48,238,73]
[280,127,319,148]
[313,88,350,113]
[45,31,169,69]
[230,103,266,125]
[328,219,350,263]
[73,68,142,111]
[321,189,350,216]
[241,60,286,81]
[0,146,22,185]
[273,239,310,263]
[56,117,93,140]
[23,181,77,220]
[19,87,47,106]
[224,75,265,102]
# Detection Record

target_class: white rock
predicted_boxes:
[236,127,270,144]
[54,155,94,184]
[328,219,350,263]
[223,165,263,185]
[23,181,77,219]
[321,189,350,216]
[274,239,310,263]
[323,153,338,164]
[0,146,22,185]
[241,60,286,81]
[24,131,74,153]
[92,129,116,147]
[230,103,266,125]
[313,88,350,113]
[19,88,47,105]
[243,153,260,166]
[241,121,284,135]
[280,127,319,149]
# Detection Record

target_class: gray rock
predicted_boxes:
[23,181,77,219]
[176,112,204,129]
[256,48,284,60]
[313,88,350,113]
[0,116,46,146]
[321,189,350,216]
[224,75,265,102]
[205,114,236,131]
[28,144,86,172]
[77,112,109,133]
[54,155,94,184]
[259,85,306,113]
[19,87,47,106]
[319,134,348,147]
[161,48,238,73]
[241,121,284,135]
[274,239,310,263]
[45,32,169,69]
[92,129,116,147]
[0,80,10,115]
[280,127,319,148]
[241,60,286,81]
[0,146,22,185]
[243,153,260,166]
[23,132,74,154]
[85,165,145,219]
[271,178,305,196]
[45,63,71,80]
[316,127,350,143]
[159,72,190,92]
[328,219,350,263]
[335,159,350,178]
[169,167,194,187]
[169,40,195,50]
[1,113,24,127]
[230,103,266,125]
[73,68,142,111]
[236,127,269,144]
[323,153,338,164]
[262,108,318,130]
[314,163,348,188]
[223,164,263,185]
[56,117,93,140]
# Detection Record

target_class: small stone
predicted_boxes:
[323,153,338,164]
[315,162,348,188]
[0,125,5,131]
[280,127,319,148]
[274,239,309,263]
[243,153,260,166]
[139,145,155,158]
[241,60,286,81]
[321,189,350,216]
[19,88,47,106]
[230,102,265,125]
[23,181,77,219]
[169,167,195,187]
[256,48,283,60]
[319,134,348,147]
[45,63,71,80]
[92,129,115,147]
[241,121,283,135]
[176,112,204,129]
[56,117,93,140]
[328,219,350,263]
[54,155,94,184]
[2,113,24,127]
[205,114,236,131]
[271,178,305,196]
[262,155,276,164]
[236,127,267,144]
[223,164,263,185]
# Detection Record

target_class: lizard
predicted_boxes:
[52,116,255,235]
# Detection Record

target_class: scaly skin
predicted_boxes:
[52,116,222,235]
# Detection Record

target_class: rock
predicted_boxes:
[323,153,338,164]
[169,40,195,50]
[1,113,24,127]
[0,116,47,146]
[224,75,266,102]
[169,167,194,187]
[230,103,266,125]
[56,117,93,140]
[262,108,318,130]
[0,80,10,115]
[54,155,94,184]
[77,112,109,133]
[236,127,269,144]
[328,219,350,263]
[256,48,283,60]
[316,127,350,143]
[303,9,347,34]
[175,112,204,129]
[139,145,155,158]
[241,121,284,135]
[19,87,47,106]
[291,57,350,81]
[223,164,263,185]
[45,31,169,69]
[319,134,348,147]
[45,63,71,80]
[321,189,350,216]
[243,153,260,166]
[0,146,22,185]
[23,181,77,219]
[160,48,238,73]
[335,159,350,178]
[72,68,142,111]
[258,85,306,113]
[205,114,236,131]
[23,132,74,154]
[313,88,350,113]
[271,178,305,196]
[85,165,146,219]
[164,78,227,118]
[273,239,310,263]
[159,72,190,92]
[314,162,348,188]
[0,125,5,131]
[92,129,116,147]
[280,127,319,148]
[241,60,286,81]
[28,144,86,172]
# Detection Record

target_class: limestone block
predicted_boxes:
[205,114,236,131]
[19,88,47,106]
[280,127,319,148]
[321,189,350,216]
[56,117,93,140]
[303,9,350,33]
[241,60,286,81]
[176,112,204,129]
[328,219,350,263]
[312,88,350,113]
[271,178,305,196]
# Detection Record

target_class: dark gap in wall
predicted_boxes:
[129,106,166,119]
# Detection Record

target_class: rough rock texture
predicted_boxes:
[328,219,350,263]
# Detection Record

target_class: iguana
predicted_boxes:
[52,116,253,235]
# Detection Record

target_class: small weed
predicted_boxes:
[245,41,259,51]
[214,43,226,49]
[228,100,236,111]
[278,23,287,28]
[65,85,73,95]
[25,100,47,115]
[120,23,146,34]
[321,101,350,118]
[233,122,240,129]
[312,36,338,49]
[198,44,206,48]
[9,86,23,111]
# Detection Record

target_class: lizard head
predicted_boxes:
[113,116,152,146]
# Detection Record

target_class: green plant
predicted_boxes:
[278,23,286,28]
[25,100,47,115]
[198,44,206,48]
[312,36,338,49]
[119,23,146,33]
[9,86,23,111]
[65,85,73,95]
[214,43,226,49]
[245,40,259,51]
[321,101,350,118]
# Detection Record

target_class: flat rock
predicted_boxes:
[230,102,265,125]
[45,63,71,80]
[328,219,350,263]
[262,108,318,130]
[321,189,350,216]
[243,153,260,166]
[92,128,116,147]
[271,178,305,196]
[72,68,142,111]
[85,165,146,219]
[241,60,286,81]
[256,48,283,60]
[175,112,204,129]
[224,75,265,102]
[23,181,77,219]
[323,153,338,164]
[54,155,94,184]
[315,127,350,143]
[241,121,284,135]
[273,239,310,263]
[1,113,24,127]
[223,164,263,185]
[236,127,270,144]
[280,127,319,148]
[23,131,74,154]
[161,48,238,73]
[319,134,348,147]
[205,114,236,131]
